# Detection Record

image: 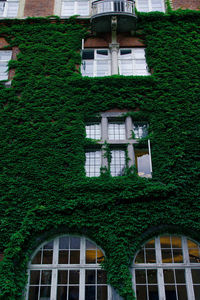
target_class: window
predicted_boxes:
[81,49,111,77]
[0,0,19,18]
[26,236,110,300]
[81,48,149,77]
[118,48,150,76]
[0,50,12,80]
[61,0,90,16]
[132,235,200,300]
[85,113,152,177]
[135,0,165,12]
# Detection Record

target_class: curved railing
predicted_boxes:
[92,0,136,17]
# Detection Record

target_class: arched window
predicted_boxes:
[26,235,111,300]
[132,235,200,300]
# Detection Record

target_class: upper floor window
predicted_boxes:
[135,0,165,12]
[132,235,200,300]
[26,235,110,300]
[61,0,90,17]
[0,0,19,18]
[81,49,111,77]
[81,48,149,77]
[118,48,150,76]
[85,112,152,177]
[0,50,12,80]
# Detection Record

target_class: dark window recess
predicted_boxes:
[120,50,132,55]
[82,50,94,60]
[96,50,108,56]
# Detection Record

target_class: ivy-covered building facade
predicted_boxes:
[0,0,200,299]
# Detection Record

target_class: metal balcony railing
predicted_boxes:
[92,0,136,17]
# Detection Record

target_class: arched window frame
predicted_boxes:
[132,235,200,300]
[26,235,113,300]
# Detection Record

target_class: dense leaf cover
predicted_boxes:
[0,10,200,299]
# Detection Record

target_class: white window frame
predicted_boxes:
[0,50,12,81]
[118,48,150,76]
[61,0,90,17]
[0,0,19,18]
[135,0,165,12]
[85,112,152,177]
[132,235,200,300]
[26,235,112,300]
[81,49,111,77]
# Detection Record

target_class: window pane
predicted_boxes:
[177,285,188,300]
[57,286,67,300]
[70,250,80,264]
[69,286,79,300]
[70,237,80,249]
[173,249,183,263]
[86,240,96,249]
[135,249,145,264]
[59,237,69,249]
[165,285,176,300]
[148,285,159,300]
[192,270,200,284]
[189,249,200,263]
[164,270,175,284]
[30,270,40,285]
[136,270,146,284]
[86,270,96,284]
[86,250,96,264]
[85,151,101,177]
[28,286,39,300]
[136,285,147,300]
[97,270,107,284]
[160,236,171,248]
[42,250,53,264]
[162,249,173,263]
[69,270,80,284]
[110,150,126,176]
[97,249,104,263]
[61,1,74,16]
[171,237,182,249]
[85,286,95,300]
[59,250,69,264]
[147,270,157,284]
[77,0,89,15]
[108,122,126,140]
[133,123,148,139]
[58,270,68,284]
[135,150,151,178]
[82,50,94,60]
[82,60,94,77]
[31,250,42,264]
[43,241,53,250]
[146,250,156,263]
[86,123,101,140]
[194,286,200,300]
[41,270,52,284]
[175,270,185,284]
[40,286,51,299]
[97,286,107,300]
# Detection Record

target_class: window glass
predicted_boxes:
[133,123,148,139]
[108,122,126,140]
[86,123,101,140]
[0,50,12,80]
[110,149,126,176]
[133,236,200,300]
[27,236,107,300]
[61,0,89,16]
[85,151,101,177]
[135,149,151,178]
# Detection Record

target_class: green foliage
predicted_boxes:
[0,11,200,299]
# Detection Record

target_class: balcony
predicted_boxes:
[91,0,136,33]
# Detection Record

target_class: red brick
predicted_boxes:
[24,0,55,17]
[0,37,9,49]
[172,0,200,10]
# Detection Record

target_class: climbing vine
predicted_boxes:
[0,10,200,299]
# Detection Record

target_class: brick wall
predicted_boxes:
[24,0,55,17]
[0,37,9,49]
[172,0,200,10]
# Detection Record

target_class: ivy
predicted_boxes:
[0,11,200,299]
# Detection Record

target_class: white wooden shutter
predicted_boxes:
[119,50,133,75]
[82,60,94,77]
[0,2,5,17]
[61,1,75,16]
[96,60,110,77]
[7,1,19,17]
[151,0,164,11]
[77,0,89,15]
[133,48,149,75]
[137,0,149,12]
[0,50,12,80]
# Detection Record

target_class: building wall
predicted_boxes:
[172,0,200,10]
[24,0,55,17]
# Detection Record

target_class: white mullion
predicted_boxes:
[149,0,152,11]
[54,237,59,265]
[25,270,30,300]
[148,139,152,174]
[38,269,42,300]
[51,269,58,299]
[183,237,195,300]
[80,268,85,300]
[156,237,166,300]
[75,0,78,14]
